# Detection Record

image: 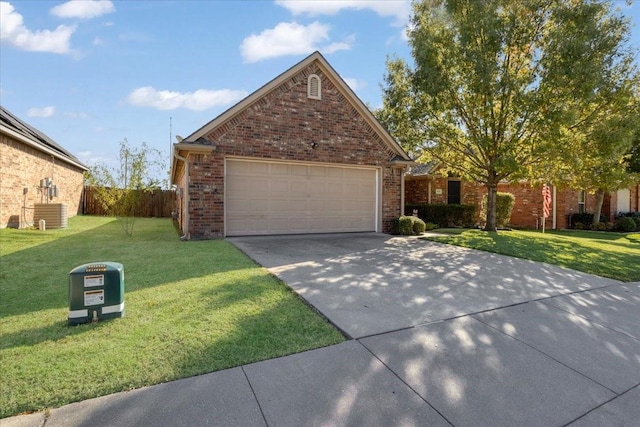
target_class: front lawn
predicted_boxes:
[0,217,344,418]
[423,229,640,282]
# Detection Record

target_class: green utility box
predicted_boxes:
[68,262,124,325]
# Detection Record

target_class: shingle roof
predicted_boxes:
[1,105,86,169]
[407,161,439,176]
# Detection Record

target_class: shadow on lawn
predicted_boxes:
[0,219,255,319]
[424,230,639,282]
[0,318,111,351]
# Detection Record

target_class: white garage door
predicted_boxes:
[226,159,378,236]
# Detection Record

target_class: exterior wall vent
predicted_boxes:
[307,74,321,100]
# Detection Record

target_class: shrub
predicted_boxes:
[391,217,401,235]
[395,216,427,235]
[614,216,637,232]
[592,222,608,231]
[425,222,439,231]
[617,212,640,231]
[574,222,584,230]
[405,204,476,227]
[398,216,414,235]
[569,213,607,229]
[481,192,515,228]
[413,217,426,234]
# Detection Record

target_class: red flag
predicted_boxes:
[542,184,552,218]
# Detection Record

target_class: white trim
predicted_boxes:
[224,155,380,171]
[307,74,321,100]
[68,309,88,319]
[102,302,125,315]
[1,124,87,171]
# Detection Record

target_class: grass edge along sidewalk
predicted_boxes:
[0,216,344,418]
[423,229,640,282]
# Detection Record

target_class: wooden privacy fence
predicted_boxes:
[83,186,175,218]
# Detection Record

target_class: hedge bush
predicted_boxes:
[481,192,515,228]
[393,216,427,235]
[405,204,476,227]
[569,213,608,229]
[617,212,640,231]
[614,216,637,232]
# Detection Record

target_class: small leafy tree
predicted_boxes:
[85,139,165,236]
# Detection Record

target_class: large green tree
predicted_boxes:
[555,94,639,224]
[378,0,638,230]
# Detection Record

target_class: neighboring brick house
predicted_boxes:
[405,164,640,229]
[171,51,413,239]
[1,106,87,228]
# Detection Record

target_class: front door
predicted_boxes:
[448,180,461,204]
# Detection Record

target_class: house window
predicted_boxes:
[307,74,321,100]
[578,190,586,213]
[448,180,461,204]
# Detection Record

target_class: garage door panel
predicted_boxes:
[327,168,344,178]
[226,159,377,236]
[270,163,289,175]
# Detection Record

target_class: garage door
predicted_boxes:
[226,159,378,236]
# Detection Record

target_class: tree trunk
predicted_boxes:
[593,189,605,225]
[484,183,498,231]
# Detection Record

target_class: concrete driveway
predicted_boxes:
[229,233,619,338]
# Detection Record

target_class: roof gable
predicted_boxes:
[182,51,410,161]
[0,106,87,170]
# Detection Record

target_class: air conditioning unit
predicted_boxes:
[34,203,68,229]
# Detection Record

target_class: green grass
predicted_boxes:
[423,229,640,282]
[0,217,344,418]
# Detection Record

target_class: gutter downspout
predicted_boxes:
[173,150,190,240]
[552,185,557,230]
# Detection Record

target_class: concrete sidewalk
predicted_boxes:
[3,235,639,427]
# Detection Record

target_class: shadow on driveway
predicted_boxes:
[228,233,620,339]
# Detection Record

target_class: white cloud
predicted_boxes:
[92,36,103,46]
[51,0,115,19]
[240,21,352,63]
[0,2,76,54]
[27,106,55,117]
[276,0,411,26]
[342,77,365,92]
[125,86,248,111]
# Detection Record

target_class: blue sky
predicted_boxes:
[1,0,639,177]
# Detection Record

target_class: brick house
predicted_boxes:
[1,106,87,228]
[171,52,413,239]
[405,164,640,229]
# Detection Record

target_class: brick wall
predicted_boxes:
[406,177,479,206]
[180,62,402,239]
[1,134,85,228]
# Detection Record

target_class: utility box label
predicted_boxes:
[84,275,104,288]
[84,290,104,306]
